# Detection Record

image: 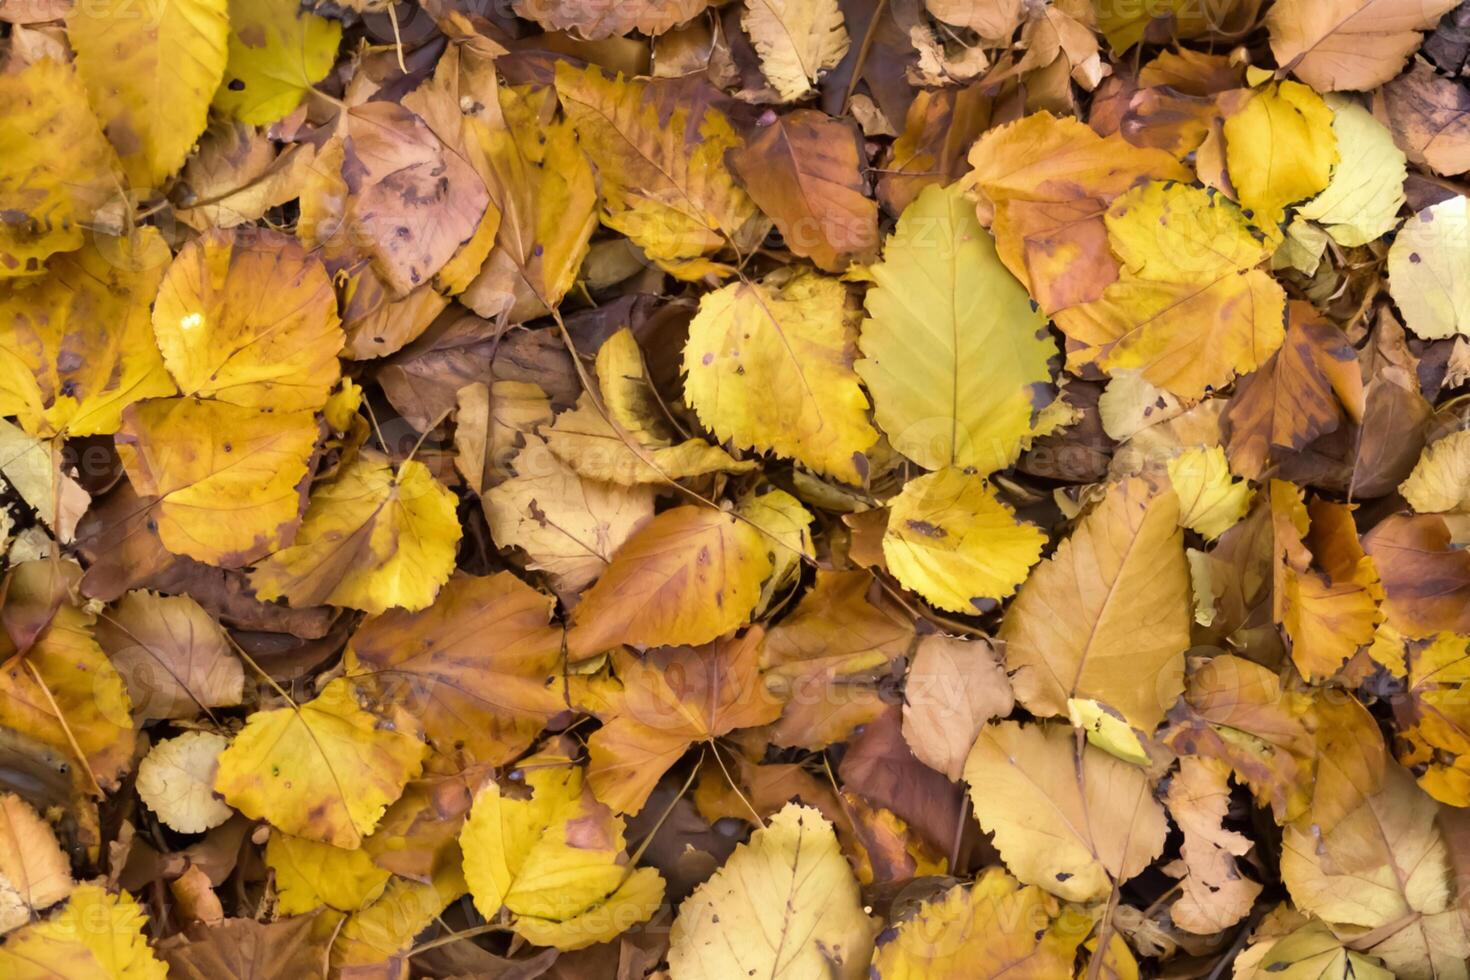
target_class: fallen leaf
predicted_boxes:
[212,0,341,126]
[1223,81,1338,229]
[1163,756,1261,934]
[0,791,74,933]
[1297,97,1407,246]
[0,884,167,979]
[95,591,242,722]
[1389,195,1470,340]
[900,635,1013,781]
[137,731,234,834]
[513,0,710,39]
[1268,0,1457,92]
[1167,446,1253,540]
[741,0,850,102]
[265,831,389,914]
[1400,429,1470,513]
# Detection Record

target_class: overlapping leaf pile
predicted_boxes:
[3,0,1470,976]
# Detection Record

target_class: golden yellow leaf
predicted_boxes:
[1297,97,1407,246]
[117,398,317,567]
[884,468,1046,613]
[555,62,764,278]
[330,864,466,974]
[964,721,1168,903]
[94,591,243,723]
[0,418,91,543]
[0,229,173,437]
[1401,430,1470,514]
[742,0,850,102]
[67,0,229,189]
[1056,180,1286,398]
[566,505,773,660]
[1268,0,1458,93]
[266,831,390,915]
[0,58,124,278]
[344,572,565,767]
[668,802,876,979]
[1396,633,1470,805]
[250,453,461,615]
[0,885,166,980]
[213,678,427,848]
[460,755,664,950]
[1388,196,1470,341]
[1167,446,1253,540]
[685,268,876,484]
[484,433,655,594]
[869,868,1085,978]
[1235,920,1394,980]
[1095,0,1219,51]
[0,792,74,934]
[151,228,343,412]
[1223,82,1339,229]
[136,731,234,834]
[737,486,813,615]
[858,182,1057,474]
[212,0,342,125]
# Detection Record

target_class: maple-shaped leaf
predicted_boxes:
[66,0,229,190]
[729,110,878,272]
[1271,482,1383,681]
[249,452,461,615]
[265,831,390,915]
[0,57,125,278]
[685,267,876,484]
[212,0,341,126]
[1268,0,1458,93]
[0,560,134,792]
[152,228,342,412]
[1054,180,1286,399]
[869,868,1085,978]
[116,398,317,567]
[1000,476,1188,730]
[884,468,1046,613]
[1388,196,1470,341]
[742,0,849,102]
[583,631,782,814]
[555,62,765,278]
[213,678,427,848]
[761,569,914,748]
[668,802,876,979]
[964,720,1168,903]
[858,182,1057,474]
[513,0,710,38]
[0,791,74,933]
[0,885,167,980]
[460,753,665,950]
[0,229,173,437]
[1222,302,1364,481]
[1222,81,1338,230]
[1164,756,1262,934]
[94,591,243,723]
[567,505,773,660]
[967,111,1190,314]
[136,731,234,834]
[344,572,564,767]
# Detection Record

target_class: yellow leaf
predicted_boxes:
[1068,698,1152,766]
[1389,196,1470,341]
[454,380,553,494]
[484,433,655,594]
[266,831,390,915]
[344,572,565,767]
[1057,180,1285,398]
[214,677,427,848]
[555,62,764,278]
[1168,446,1253,540]
[331,863,466,973]
[964,721,1168,903]
[858,182,1057,474]
[117,398,317,567]
[1267,0,1458,93]
[685,268,876,483]
[567,505,773,660]
[1401,430,1470,514]
[1000,477,1188,731]
[885,468,1046,614]
[741,0,850,102]
[1094,0,1216,52]
[0,229,173,437]
[213,0,342,125]
[94,591,243,723]
[0,418,91,543]
[67,0,230,189]
[151,228,343,411]
[137,731,234,834]
[668,802,876,979]
[0,58,124,278]
[0,885,166,980]
[250,453,461,615]
[0,792,74,933]
[1235,920,1393,980]
[1396,633,1470,805]
[460,756,664,950]
[737,486,813,615]
[1297,97,1406,246]
[1223,82,1338,229]
[869,868,1085,978]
